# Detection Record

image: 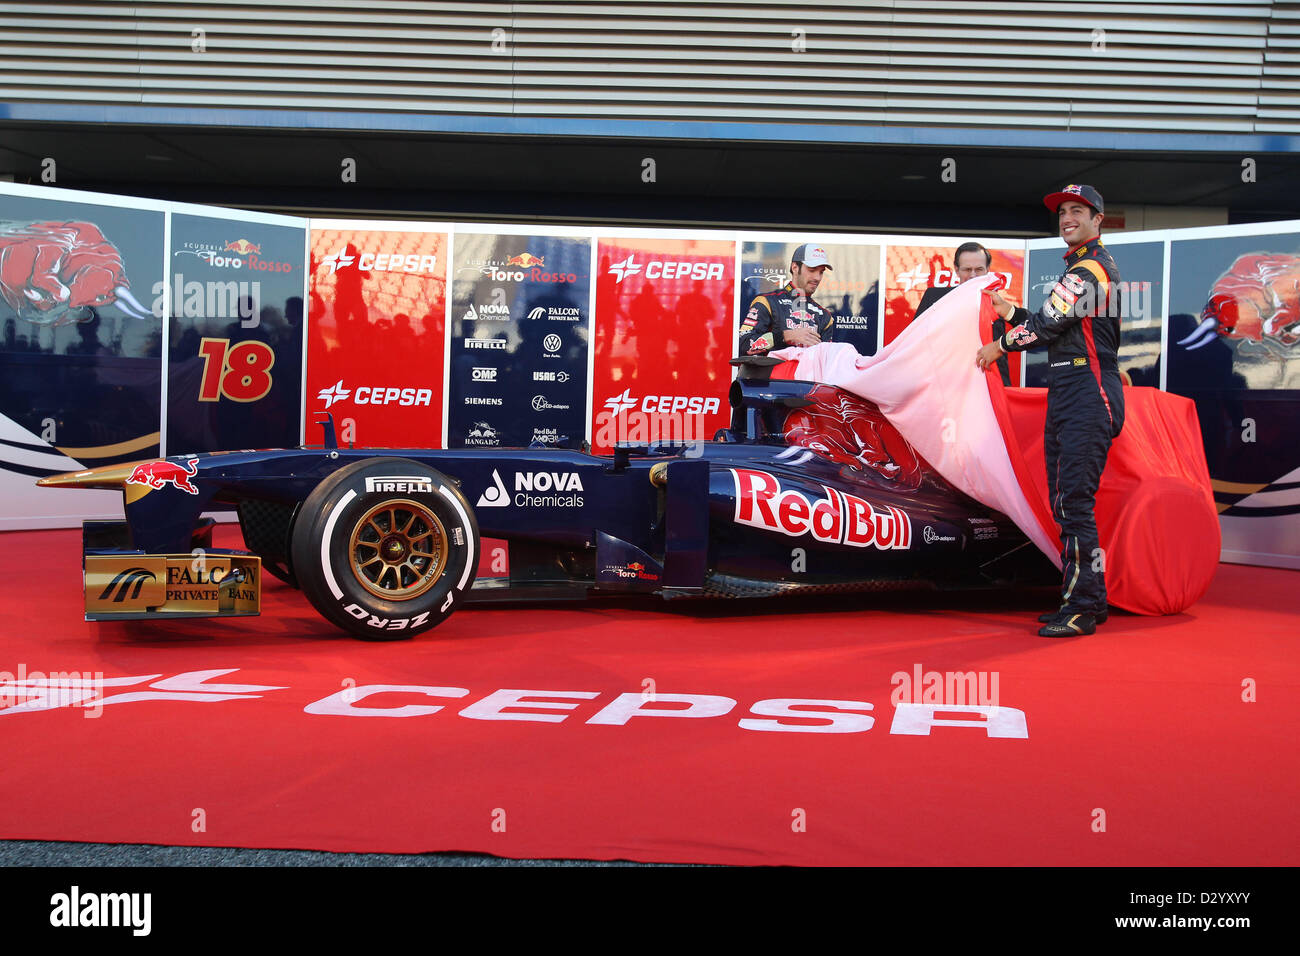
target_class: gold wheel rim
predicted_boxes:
[348,498,449,601]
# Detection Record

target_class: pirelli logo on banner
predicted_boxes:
[85,555,261,619]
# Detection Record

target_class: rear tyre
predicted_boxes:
[290,457,479,640]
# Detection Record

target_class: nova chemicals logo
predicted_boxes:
[98,568,157,603]
[477,469,510,507]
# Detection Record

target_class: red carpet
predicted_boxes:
[1,527,1295,866]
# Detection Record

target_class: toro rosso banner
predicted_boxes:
[0,188,165,527]
[592,237,735,454]
[740,241,880,357]
[167,213,306,454]
[306,224,447,449]
[449,233,590,450]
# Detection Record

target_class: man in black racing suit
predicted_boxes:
[739,242,835,355]
[976,184,1123,638]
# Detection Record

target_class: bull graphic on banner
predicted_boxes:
[1178,253,1300,352]
[0,220,153,326]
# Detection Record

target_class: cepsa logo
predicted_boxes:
[899,265,1013,291]
[321,248,438,275]
[732,468,912,550]
[0,667,1029,737]
[315,380,433,407]
[608,256,726,284]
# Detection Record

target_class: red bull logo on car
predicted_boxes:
[731,468,912,549]
[126,459,200,495]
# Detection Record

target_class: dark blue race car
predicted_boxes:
[40,359,1053,639]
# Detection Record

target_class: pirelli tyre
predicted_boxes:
[290,458,480,640]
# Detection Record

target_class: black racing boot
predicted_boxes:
[1038,612,1096,638]
[1038,607,1108,625]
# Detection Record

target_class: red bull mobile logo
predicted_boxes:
[126,459,200,495]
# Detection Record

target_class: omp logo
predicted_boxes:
[608,256,643,283]
[896,264,927,292]
[732,468,911,550]
[97,568,156,603]
[317,379,351,408]
[365,476,434,494]
[608,257,725,284]
[322,249,438,274]
[472,367,497,382]
[477,469,510,507]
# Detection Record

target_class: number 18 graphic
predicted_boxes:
[197,337,276,403]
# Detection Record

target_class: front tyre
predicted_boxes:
[290,458,480,639]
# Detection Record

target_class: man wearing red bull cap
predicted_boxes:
[975,184,1124,637]
[739,243,835,355]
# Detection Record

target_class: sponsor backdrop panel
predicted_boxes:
[593,237,735,454]
[305,227,447,448]
[0,191,165,527]
[1024,240,1163,388]
[740,241,880,357]
[166,214,305,454]
[1166,232,1300,567]
[883,244,1024,383]
[449,234,590,450]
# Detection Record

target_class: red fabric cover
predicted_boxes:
[982,290,1220,615]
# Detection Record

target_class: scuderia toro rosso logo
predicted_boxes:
[731,468,911,549]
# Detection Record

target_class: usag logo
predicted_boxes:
[365,476,434,494]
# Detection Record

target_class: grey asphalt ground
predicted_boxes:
[0,839,668,866]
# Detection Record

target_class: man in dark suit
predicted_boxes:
[916,242,1011,385]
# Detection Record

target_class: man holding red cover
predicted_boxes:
[976,185,1124,637]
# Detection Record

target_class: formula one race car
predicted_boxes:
[38,358,1055,639]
